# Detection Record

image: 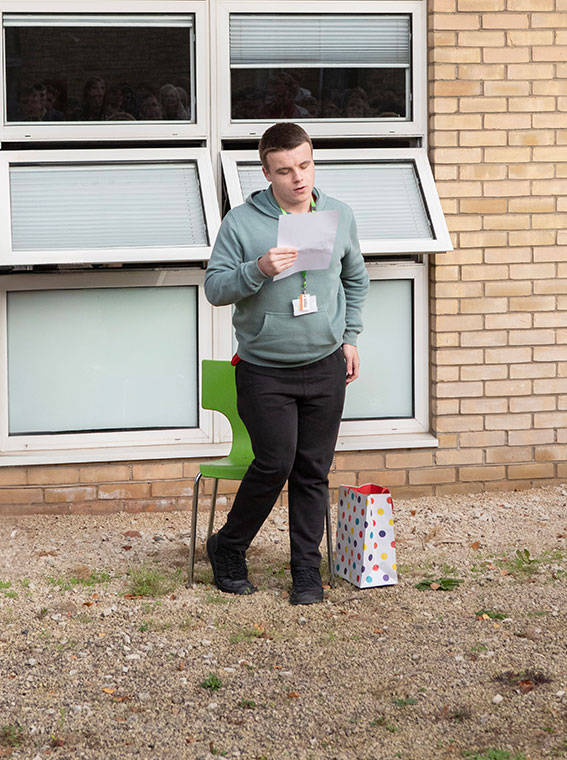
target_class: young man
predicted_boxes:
[204,123,369,604]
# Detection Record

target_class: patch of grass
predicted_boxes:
[415,576,464,591]
[369,716,399,732]
[20,577,31,588]
[239,698,256,709]
[204,592,230,605]
[127,566,181,597]
[138,618,172,633]
[394,697,418,707]
[0,723,23,747]
[441,562,458,575]
[470,643,488,654]
[200,673,222,691]
[265,564,287,579]
[475,609,508,620]
[465,751,526,760]
[0,580,18,599]
[47,571,112,591]
[230,625,265,644]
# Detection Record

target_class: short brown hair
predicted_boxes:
[258,123,313,168]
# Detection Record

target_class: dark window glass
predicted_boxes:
[229,14,411,123]
[5,17,194,123]
[231,68,407,121]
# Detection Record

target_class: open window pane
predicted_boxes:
[7,286,198,434]
[4,14,195,123]
[10,162,208,251]
[236,161,433,241]
[230,14,410,121]
[343,279,413,420]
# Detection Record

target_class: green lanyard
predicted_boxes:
[279,197,316,293]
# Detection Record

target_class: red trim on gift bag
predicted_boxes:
[352,483,391,496]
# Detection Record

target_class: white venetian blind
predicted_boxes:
[10,163,208,251]
[7,287,199,434]
[237,162,433,240]
[3,14,194,28]
[230,14,410,67]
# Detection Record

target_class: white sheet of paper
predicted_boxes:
[273,210,339,282]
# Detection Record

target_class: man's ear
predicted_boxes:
[261,164,270,182]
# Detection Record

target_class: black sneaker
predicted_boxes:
[206,533,257,595]
[290,567,324,606]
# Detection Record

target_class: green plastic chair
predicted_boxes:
[187,359,335,588]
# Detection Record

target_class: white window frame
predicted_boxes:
[221,148,453,254]
[215,0,427,139]
[0,0,209,142]
[0,267,240,464]
[0,147,221,266]
[337,259,434,450]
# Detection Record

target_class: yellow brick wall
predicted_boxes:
[0,0,565,514]
[428,0,567,495]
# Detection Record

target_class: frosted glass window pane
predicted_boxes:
[237,161,432,240]
[7,287,198,434]
[10,163,208,251]
[343,280,413,420]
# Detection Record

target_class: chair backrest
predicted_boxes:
[201,360,253,462]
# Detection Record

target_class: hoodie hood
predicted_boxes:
[245,185,327,218]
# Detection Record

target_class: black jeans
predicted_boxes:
[217,348,346,568]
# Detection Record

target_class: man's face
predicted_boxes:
[262,142,315,213]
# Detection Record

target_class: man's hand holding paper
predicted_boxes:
[273,210,339,281]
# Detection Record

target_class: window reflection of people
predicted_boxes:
[140,94,163,120]
[43,79,67,118]
[73,76,106,121]
[159,84,188,120]
[18,88,43,121]
[264,73,306,119]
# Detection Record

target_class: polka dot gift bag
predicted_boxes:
[335,484,397,589]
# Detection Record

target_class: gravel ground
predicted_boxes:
[0,484,566,760]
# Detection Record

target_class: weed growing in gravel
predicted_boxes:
[469,643,488,654]
[138,618,173,633]
[230,626,265,643]
[465,750,526,760]
[239,698,256,709]
[20,577,30,588]
[204,592,230,604]
[0,581,18,599]
[127,566,182,597]
[0,723,23,747]
[475,609,508,620]
[265,564,287,579]
[200,673,222,691]
[47,571,111,591]
[394,697,418,707]
[415,576,464,591]
[369,716,399,732]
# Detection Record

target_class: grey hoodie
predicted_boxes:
[204,186,369,368]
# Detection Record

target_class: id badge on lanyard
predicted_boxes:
[280,199,318,317]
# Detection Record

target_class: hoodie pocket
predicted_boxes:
[248,309,340,363]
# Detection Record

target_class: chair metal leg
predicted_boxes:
[325,500,334,588]
[207,479,218,539]
[187,472,202,587]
